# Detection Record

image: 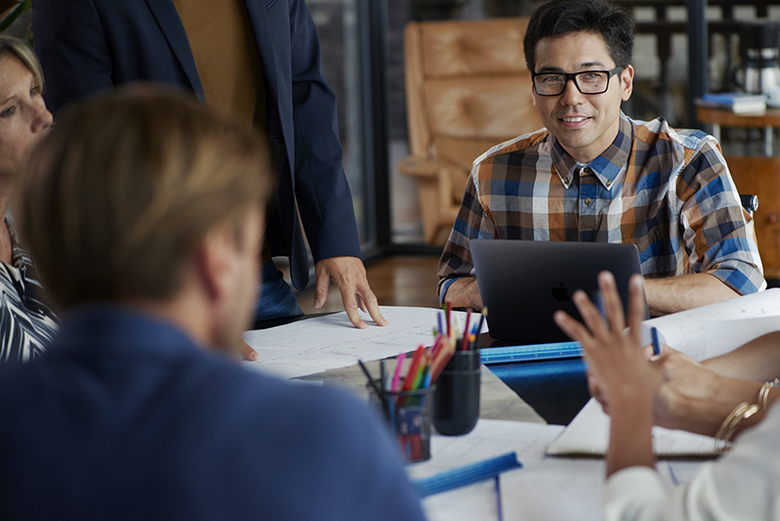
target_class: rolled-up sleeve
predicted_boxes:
[677,140,765,294]
[437,166,498,301]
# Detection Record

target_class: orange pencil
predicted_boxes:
[429,335,456,385]
[401,345,426,392]
[410,353,429,390]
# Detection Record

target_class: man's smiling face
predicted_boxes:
[531,31,633,164]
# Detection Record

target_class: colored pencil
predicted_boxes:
[401,345,426,392]
[390,352,406,392]
[429,335,457,384]
[461,310,472,351]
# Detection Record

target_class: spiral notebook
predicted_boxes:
[545,398,718,458]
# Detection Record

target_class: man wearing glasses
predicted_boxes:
[438,0,764,316]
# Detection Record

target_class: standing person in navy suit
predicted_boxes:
[31,0,388,333]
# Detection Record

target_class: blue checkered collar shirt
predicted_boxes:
[551,116,633,191]
[438,112,765,299]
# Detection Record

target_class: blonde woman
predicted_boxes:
[0,35,57,362]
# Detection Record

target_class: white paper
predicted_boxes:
[242,306,482,378]
[408,420,564,482]
[545,398,718,457]
[501,425,707,521]
[406,420,564,521]
[641,288,780,361]
[500,458,607,521]
[502,439,706,521]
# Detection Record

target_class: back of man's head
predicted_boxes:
[523,0,634,73]
[15,84,272,311]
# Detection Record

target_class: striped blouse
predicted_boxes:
[0,217,58,362]
[439,113,764,300]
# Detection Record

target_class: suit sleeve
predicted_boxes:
[33,0,114,114]
[286,0,362,262]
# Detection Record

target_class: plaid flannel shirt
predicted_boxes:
[438,113,765,300]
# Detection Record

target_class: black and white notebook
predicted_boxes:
[545,398,718,458]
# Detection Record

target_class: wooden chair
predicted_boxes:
[724,155,780,281]
[399,17,543,244]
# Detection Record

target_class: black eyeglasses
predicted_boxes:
[532,66,624,96]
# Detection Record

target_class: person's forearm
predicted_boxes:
[702,332,780,381]
[660,380,777,438]
[606,390,656,477]
[441,277,483,310]
[644,273,739,316]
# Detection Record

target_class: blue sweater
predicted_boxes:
[0,306,426,520]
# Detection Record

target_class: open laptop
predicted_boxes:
[470,239,645,346]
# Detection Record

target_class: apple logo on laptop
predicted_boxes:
[551,282,572,302]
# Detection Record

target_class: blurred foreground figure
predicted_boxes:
[0,85,425,521]
[555,271,780,521]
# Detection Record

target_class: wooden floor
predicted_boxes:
[296,254,441,314]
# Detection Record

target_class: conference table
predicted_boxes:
[254,312,592,425]
[296,352,704,521]
[248,307,703,521]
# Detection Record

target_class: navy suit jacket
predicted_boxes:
[0,307,427,520]
[32,0,361,290]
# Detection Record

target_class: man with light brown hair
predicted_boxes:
[0,84,426,521]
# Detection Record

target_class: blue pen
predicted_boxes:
[651,326,661,356]
[418,372,433,407]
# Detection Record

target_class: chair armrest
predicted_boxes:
[397,156,447,178]
[740,193,759,215]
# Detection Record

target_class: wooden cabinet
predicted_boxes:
[724,155,780,282]
[695,107,780,283]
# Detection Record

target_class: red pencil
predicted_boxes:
[446,303,451,337]
[461,310,471,351]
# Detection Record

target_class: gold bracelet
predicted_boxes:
[758,378,780,411]
[714,401,760,453]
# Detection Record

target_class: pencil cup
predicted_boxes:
[432,350,480,436]
[368,381,434,463]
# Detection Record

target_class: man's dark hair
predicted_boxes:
[523,0,634,73]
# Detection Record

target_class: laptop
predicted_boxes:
[470,239,645,346]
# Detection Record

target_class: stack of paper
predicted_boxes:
[242,306,481,378]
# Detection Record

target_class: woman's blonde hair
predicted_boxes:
[0,35,45,91]
[15,83,273,310]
